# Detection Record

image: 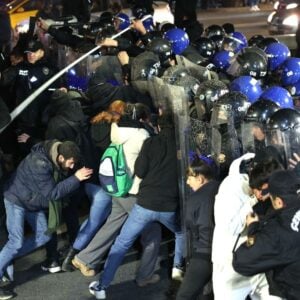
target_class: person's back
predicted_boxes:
[135,120,178,212]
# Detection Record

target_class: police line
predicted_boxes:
[0,14,153,134]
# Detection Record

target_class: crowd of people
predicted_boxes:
[0,0,300,300]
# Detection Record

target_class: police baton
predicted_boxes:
[0,14,153,134]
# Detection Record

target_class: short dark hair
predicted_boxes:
[57,141,81,162]
[157,112,174,129]
[187,155,214,180]
[249,159,283,189]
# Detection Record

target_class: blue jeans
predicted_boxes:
[73,183,112,251]
[100,204,183,288]
[0,199,50,278]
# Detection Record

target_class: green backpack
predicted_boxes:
[98,143,133,197]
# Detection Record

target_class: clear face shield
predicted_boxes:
[241,121,267,154]
[266,126,300,168]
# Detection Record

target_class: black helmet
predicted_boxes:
[248,34,265,47]
[159,22,176,35]
[194,79,229,120]
[162,66,191,84]
[146,38,172,65]
[132,5,153,19]
[210,35,224,51]
[205,24,225,38]
[234,47,268,79]
[193,37,216,59]
[131,51,161,81]
[222,23,235,34]
[98,11,114,26]
[173,75,200,102]
[267,108,300,131]
[257,37,279,50]
[244,99,280,123]
[215,91,250,126]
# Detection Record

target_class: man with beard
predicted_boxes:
[0,140,92,299]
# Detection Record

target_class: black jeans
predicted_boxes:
[176,254,212,300]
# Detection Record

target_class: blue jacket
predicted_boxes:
[4,140,80,211]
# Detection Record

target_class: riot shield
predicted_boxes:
[146,76,170,110]
[210,104,242,172]
[130,51,161,82]
[175,55,219,82]
[265,128,300,168]
[241,121,267,154]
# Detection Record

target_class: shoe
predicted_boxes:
[61,248,78,272]
[0,287,13,300]
[72,256,96,277]
[171,267,184,281]
[89,281,106,299]
[41,259,61,273]
[250,6,256,11]
[136,274,160,287]
[254,5,260,10]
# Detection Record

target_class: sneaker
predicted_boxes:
[41,259,61,273]
[136,274,160,287]
[254,5,260,10]
[89,281,106,299]
[250,6,256,11]
[171,267,184,281]
[72,257,96,277]
[0,287,13,300]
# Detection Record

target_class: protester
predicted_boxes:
[0,140,93,298]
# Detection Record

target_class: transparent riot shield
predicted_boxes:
[147,76,171,110]
[241,121,267,154]
[175,54,219,81]
[266,127,300,168]
[210,104,242,174]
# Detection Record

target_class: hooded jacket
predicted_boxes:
[212,153,257,265]
[233,198,300,300]
[4,140,80,211]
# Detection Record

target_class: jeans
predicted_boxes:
[100,204,183,288]
[0,199,50,278]
[72,183,112,251]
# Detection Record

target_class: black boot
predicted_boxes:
[61,248,78,272]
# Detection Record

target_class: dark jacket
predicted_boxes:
[134,127,179,212]
[233,197,300,300]
[186,180,219,258]
[45,92,98,181]
[4,140,80,211]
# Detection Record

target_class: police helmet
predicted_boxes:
[205,24,225,38]
[265,42,291,72]
[212,50,234,71]
[193,37,216,59]
[163,28,190,55]
[114,12,130,31]
[216,91,250,125]
[146,37,172,64]
[257,37,279,50]
[280,57,300,86]
[267,108,300,131]
[233,47,268,79]
[248,35,265,47]
[244,99,280,123]
[230,76,262,103]
[260,86,293,109]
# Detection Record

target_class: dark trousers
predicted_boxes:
[176,255,212,300]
